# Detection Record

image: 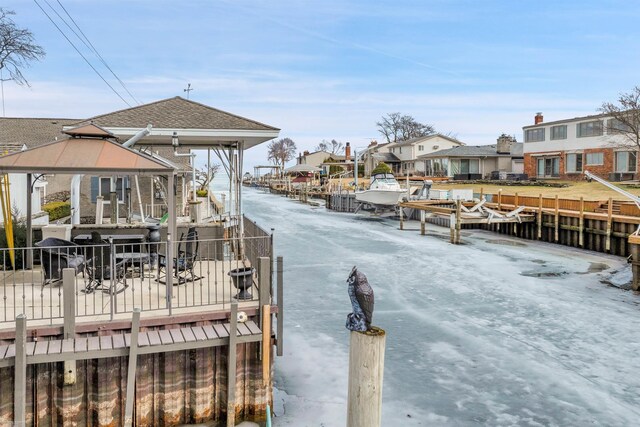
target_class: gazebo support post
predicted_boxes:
[26,173,33,269]
[166,173,176,305]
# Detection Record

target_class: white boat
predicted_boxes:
[355,173,406,206]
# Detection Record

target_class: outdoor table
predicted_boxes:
[116,252,152,278]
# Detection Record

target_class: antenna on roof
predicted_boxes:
[184,83,193,99]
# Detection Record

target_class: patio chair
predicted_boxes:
[157,227,201,285]
[83,232,127,294]
[35,237,86,286]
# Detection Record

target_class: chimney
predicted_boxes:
[345,142,351,162]
[303,150,309,156]
[496,133,516,154]
[535,112,544,125]
[368,140,378,148]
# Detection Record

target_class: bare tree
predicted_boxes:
[599,86,640,150]
[315,139,344,154]
[0,8,45,86]
[376,112,435,143]
[194,163,221,193]
[267,138,297,173]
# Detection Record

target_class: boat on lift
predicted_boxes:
[355,173,406,207]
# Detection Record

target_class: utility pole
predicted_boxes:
[184,83,193,99]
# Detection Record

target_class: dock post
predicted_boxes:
[14,314,27,427]
[420,210,426,235]
[606,197,613,253]
[554,195,559,242]
[579,197,585,247]
[537,194,543,239]
[498,189,502,210]
[227,301,239,427]
[629,236,640,291]
[276,256,284,357]
[63,268,77,385]
[449,212,456,244]
[399,205,404,230]
[124,308,141,427]
[259,256,271,361]
[347,328,386,427]
[455,199,462,244]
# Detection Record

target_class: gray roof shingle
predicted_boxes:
[70,96,279,131]
[0,117,79,152]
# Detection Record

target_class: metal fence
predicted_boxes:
[0,230,272,326]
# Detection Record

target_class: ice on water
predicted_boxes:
[241,188,640,426]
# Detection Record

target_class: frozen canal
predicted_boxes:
[242,188,640,426]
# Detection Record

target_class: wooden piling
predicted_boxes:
[498,189,502,210]
[579,197,585,247]
[455,199,462,244]
[399,206,404,230]
[347,328,386,427]
[606,197,613,253]
[554,195,559,242]
[630,235,640,291]
[420,210,426,235]
[537,194,543,239]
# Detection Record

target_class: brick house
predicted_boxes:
[523,112,637,181]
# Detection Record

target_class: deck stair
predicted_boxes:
[594,200,629,215]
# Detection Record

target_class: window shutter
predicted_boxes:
[90,176,99,203]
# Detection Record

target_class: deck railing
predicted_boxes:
[0,231,273,326]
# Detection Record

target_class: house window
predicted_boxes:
[418,145,424,151]
[577,120,603,137]
[525,128,545,142]
[615,151,637,173]
[399,147,402,154]
[607,118,632,134]
[550,125,567,140]
[451,159,479,174]
[536,157,560,178]
[586,152,604,165]
[566,153,583,173]
[91,176,126,203]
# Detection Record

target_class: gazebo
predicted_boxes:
[0,130,181,285]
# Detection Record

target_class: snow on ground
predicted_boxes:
[241,188,640,426]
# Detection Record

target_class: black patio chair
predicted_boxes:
[35,237,86,286]
[157,227,201,285]
[84,232,127,294]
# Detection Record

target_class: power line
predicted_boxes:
[53,0,141,105]
[33,0,132,107]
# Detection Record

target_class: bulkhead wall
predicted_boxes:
[0,340,271,426]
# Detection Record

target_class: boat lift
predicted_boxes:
[584,170,640,234]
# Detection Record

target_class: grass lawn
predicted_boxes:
[431,180,640,201]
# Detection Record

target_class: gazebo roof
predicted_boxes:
[0,137,174,175]
[64,96,280,149]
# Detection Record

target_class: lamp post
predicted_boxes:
[171,132,197,203]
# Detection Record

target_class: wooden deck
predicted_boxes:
[0,319,262,368]
[0,258,261,328]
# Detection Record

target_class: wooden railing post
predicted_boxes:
[63,268,77,385]
[14,314,27,427]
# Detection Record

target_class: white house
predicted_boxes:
[385,134,465,175]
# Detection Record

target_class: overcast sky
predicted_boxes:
[3,0,640,169]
